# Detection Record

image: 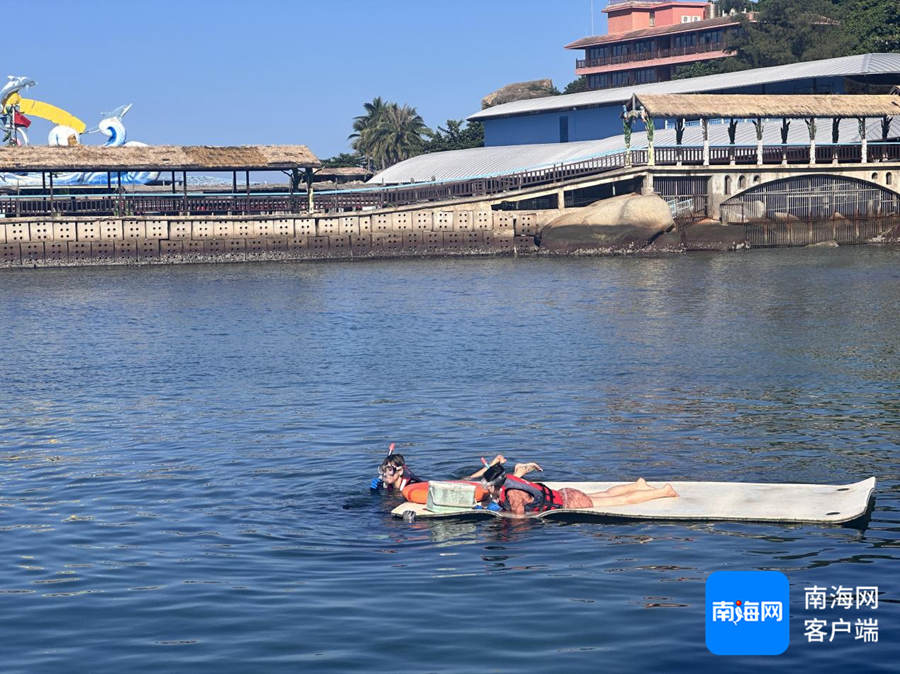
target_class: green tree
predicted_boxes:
[349,97,389,170]
[321,152,365,168]
[364,103,431,169]
[673,58,744,79]
[673,0,881,79]
[838,0,900,53]
[562,77,590,95]
[422,119,484,153]
[729,0,849,68]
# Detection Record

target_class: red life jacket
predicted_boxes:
[498,475,566,512]
[397,466,425,490]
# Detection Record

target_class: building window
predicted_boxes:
[559,116,569,143]
[635,68,657,84]
[649,11,655,27]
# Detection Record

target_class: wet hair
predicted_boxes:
[482,463,506,487]
[380,454,406,471]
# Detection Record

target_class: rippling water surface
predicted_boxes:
[1,248,897,672]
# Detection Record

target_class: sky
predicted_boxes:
[5,0,610,160]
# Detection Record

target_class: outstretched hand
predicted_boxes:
[513,462,543,477]
[467,454,508,481]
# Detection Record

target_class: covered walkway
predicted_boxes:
[627,93,900,166]
[0,145,320,217]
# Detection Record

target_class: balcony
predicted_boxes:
[577,41,728,70]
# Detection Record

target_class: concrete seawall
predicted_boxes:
[0,207,552,268]
[1,207,897,269]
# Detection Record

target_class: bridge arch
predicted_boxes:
[721,175,900,222]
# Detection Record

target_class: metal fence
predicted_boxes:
[655,175,709,223]
[720,175,900,225]
[742,215,899,247]
[0,141,897,218]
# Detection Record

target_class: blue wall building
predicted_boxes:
[469,55,900,147]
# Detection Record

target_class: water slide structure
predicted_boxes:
[0,75,157,186]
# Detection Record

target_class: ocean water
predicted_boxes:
[0,248,897,672]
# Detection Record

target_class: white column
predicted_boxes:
[860,117,868,163]
[807,117,816,165]
[756,118,764,166]
[702,118,709,166]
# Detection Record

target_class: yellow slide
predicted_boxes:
[3,92,86,133]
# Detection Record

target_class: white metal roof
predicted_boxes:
[370,117,899,185]
[469,53,900,121]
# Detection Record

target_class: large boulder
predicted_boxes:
[539,193,674,252]
[481,79,557,109]
[721,199,766,224]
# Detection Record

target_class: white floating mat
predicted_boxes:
[390,477,876,524]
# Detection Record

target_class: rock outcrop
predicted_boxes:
[481,79,557,109]
[539,193,674,253]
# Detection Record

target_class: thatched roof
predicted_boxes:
[633,93,900,119]
[315,166,370,178]
[0,145,320,171]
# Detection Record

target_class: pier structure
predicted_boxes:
[0,93,898,267]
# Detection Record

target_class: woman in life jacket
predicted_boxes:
[480,463,677,517]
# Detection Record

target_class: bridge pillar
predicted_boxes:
[642,173,654,195]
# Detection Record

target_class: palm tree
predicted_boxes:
[349,97,388,171]
[365,103,430,169]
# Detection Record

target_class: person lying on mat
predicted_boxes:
[479,462,677,517]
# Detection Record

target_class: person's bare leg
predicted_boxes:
[597,478,655,497]
[587,484,677,507]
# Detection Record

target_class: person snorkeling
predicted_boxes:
[370,450,538,492]
[371,451,426,492]
[479,461,678,517]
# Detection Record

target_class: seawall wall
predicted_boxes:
[0,207,557,268]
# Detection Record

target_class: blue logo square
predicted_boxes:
[706,571,790,655]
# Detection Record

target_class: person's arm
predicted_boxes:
[465,454,506,480]
[513,462,542,478]
[506,490,530,517]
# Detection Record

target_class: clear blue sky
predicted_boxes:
[6,0,609,159]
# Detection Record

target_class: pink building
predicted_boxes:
[567,1,743,90]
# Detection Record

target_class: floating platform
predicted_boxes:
[391,477,876,524]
